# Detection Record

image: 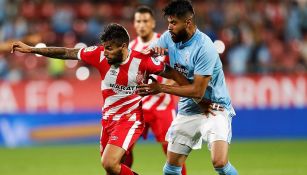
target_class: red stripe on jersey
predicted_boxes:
[98,58,111,80]
[103,94,140,111]
[102,89,117,102]
[113,98,142,115]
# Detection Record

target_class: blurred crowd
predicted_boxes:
[0,0,306,81]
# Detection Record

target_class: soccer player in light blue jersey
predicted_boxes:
[138,0,238,175]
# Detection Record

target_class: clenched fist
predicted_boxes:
[11,41,33,53]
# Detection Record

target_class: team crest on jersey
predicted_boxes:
[110,69,117,76]
[184,52,190,63]
[84,46,98,52]
[136,71,146,84]
[151,57,161,66]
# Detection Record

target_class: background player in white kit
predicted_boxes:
[127,6,187,175]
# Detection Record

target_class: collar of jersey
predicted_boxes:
[176,29,199,49]
[120,49,131,65]
[138,32,157,46]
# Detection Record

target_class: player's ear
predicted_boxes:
[185,18,191,27]
[121,43,128,49]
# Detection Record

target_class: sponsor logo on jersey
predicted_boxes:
[151,57,161,66]
[84,46,98,52]
[174,63,189,77]
[110,83,137,94]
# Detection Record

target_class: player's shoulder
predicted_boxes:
[130,49,150,60]
[195,30,213,46]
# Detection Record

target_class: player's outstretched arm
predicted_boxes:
[11,41,79,60]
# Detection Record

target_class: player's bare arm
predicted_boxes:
[139,65,223,114]
[139,71,209,100]
[11,41,79,60]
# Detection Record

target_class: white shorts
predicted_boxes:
[166,110,232,151]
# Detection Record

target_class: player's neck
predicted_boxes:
[183,25,197,43]
[140,32,154,43]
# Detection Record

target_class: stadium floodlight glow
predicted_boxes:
[34,43,47,57]
[213,40,225,54]
[76,66,90,81]
[74,42,87,49]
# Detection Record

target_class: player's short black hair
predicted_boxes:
[163,0,194,19]
[100,23,130,46]
[135,5,154,17]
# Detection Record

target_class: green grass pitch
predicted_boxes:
[0,140,307,175]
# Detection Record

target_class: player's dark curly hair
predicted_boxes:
[163,0,194,19]
[135,5,154,17]
[100,23,130,46]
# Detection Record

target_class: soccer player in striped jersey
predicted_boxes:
[11,23,182,175]
[127,6,187,175]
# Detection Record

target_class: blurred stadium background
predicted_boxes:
[0,0,307,175]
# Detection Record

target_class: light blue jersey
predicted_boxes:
[153,29,235,116]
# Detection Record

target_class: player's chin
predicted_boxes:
[107,60,113,65]
[171,36,179,43]
[139,32,148,38]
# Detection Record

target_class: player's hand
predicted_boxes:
[149,47,168,57]
[198,100,224,116]
[137,76,161,96]
[11,41,33,53]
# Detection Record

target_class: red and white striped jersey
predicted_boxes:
[78,46,165,120]
[129,33,176,111]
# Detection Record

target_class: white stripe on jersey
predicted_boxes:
[128,58,142,86]
[157,94,171,110]
[142,95,160,110]
[122,120,142,150]
[102,66,119,109]
[99,51,105,62]
[104,96,142,117]
[101,80,108,90]
[111,101,141,121]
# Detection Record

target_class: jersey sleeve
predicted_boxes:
[144,56,165,75]
[194,43,219,76]
[77,46,104,68]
